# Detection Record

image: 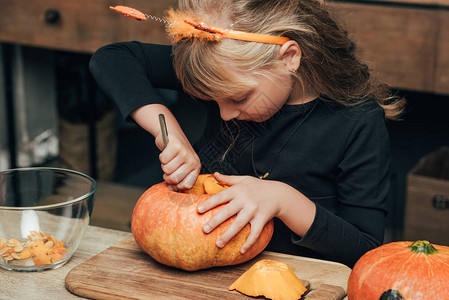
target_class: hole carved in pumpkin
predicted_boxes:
[379,289,405,300]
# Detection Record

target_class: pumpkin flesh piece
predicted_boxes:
[183,174,209,195]
[229,259,307,300]
[203,176,227,194]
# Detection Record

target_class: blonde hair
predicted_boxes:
[172,0,405,120]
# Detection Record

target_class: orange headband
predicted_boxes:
[110,6,291,45]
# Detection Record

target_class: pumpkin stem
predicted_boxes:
[408,240,438,255]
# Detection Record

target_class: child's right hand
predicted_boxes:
[130,104,201,191]
[156,132,201,191]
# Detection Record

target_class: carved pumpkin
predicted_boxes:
[229,259,307,300]
[348,240,449,300]
[131,174,274,271]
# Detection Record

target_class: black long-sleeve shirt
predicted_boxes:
[89,41,390,268]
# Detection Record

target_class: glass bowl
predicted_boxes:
[0,167,96,271]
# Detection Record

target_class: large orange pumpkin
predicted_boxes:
[131,174,274,271]
[348,240,449,300]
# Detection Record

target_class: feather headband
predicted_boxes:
[110,6,291,45]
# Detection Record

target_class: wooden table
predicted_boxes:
[0,226,131,299]
[0,225,352,299]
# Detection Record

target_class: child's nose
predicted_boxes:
[218,103,240,121]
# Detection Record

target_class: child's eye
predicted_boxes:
[231,98,248,105]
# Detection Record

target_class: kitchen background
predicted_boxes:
[1,0,448,244]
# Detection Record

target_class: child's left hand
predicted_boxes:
[196,172,283,254]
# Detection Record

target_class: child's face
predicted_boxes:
[213,65,293,122]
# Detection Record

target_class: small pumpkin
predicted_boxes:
[348,240,449,300]
[229,259,307,300]
[131,174,274,271]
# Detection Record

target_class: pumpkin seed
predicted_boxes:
[0,248,8,256]
[11,252,21,260]
[3,255,13,261]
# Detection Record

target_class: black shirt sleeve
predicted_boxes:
[291,105,389,267]
[89,41,180,121]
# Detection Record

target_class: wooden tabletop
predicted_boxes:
[0,226,132,299]
[1,225,351,299]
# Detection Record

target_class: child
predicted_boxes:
[90,0,405,267]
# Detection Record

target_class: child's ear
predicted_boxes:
[279,41,301,73]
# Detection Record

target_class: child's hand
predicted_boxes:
[196,172,283,254]
[156,132,201,191]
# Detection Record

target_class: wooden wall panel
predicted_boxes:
[0,0,448,95]
[0,0,125,53]
[435,10,449,94]
[329,2,439,93]
[0,0,177,53]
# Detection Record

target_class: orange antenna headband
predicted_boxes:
[110,6,291,45]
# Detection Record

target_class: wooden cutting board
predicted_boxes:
[65,237,351,299]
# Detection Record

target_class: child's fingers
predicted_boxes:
[214,210,252,249]
[159,145,178,164]
[163,164,193,185]
[155,135,167,151]
[214,172,246,186]
[197,188,235,214]
[161,154,184,175]
[167,184,178,191]
[239,217,266,254]
[201,197,240,234]
[175,169,200,190]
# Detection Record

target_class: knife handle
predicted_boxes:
[159,114,169,149]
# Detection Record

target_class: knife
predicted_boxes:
[159,114,169,149]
